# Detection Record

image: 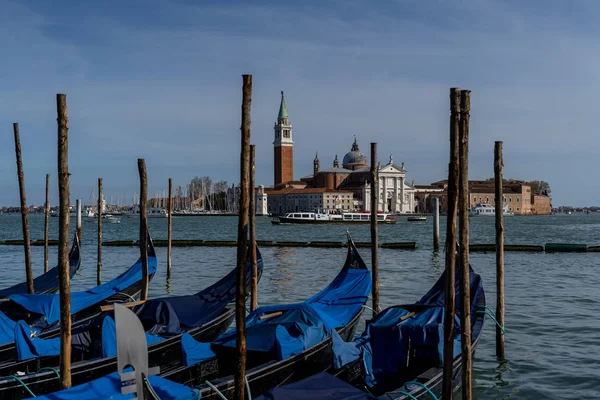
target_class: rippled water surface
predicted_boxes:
[1,213,599,399]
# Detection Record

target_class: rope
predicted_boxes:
[403,381,438,399]
[392,390,419,400]
[479,305,497,317]
[204,381,227,400]
[38,367,60,382]
[361,305,378,315]
[9,376,36,397]
[245,376,251,400]
[476,310,506,335]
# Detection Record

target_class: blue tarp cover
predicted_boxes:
[101,316,165,358]
[15,321,58,361]
[183,242,371,365]
[181,332,215,367]
[134,249,263,333]
[8,255,158,326]
[363,306,460,388]
[34,371,199,400]
[254,371,376,400]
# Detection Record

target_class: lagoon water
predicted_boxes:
[0,213,599,399]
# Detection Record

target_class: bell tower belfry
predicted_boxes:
[273,91,293,187]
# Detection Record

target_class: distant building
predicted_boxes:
[531,194,552,215]
[260,91,415,214]
[422,180,544,215]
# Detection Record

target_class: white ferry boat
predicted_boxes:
[272,210,396,225]
[469,203,514,217]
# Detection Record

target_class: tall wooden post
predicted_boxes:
[44,174,50,273]
[13,123,34,294]
[138,159,149,301]
[494,141,505,359]
[167,178,173,279]
[433,197,440,251]
[370,142,379,317]
[442,88,461,399]
[76,199,82,242]
[458,90,472,400]
[97,178,103,286]
[57,93,72,388]
[234,74,252,400]
[249,144,258,312]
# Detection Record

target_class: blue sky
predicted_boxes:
[0,0,598,206]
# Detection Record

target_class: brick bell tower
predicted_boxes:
[273,91,293,186]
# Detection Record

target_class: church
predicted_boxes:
[259,92,415,215]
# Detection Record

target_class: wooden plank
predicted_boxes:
[259,311,283,320]
[100,300,145,312]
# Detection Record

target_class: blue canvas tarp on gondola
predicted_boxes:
[255,372,377,400]
[0,235,80,298]
[8,255,158,327]
[15,321,59,361]
[183,240,371,365]
[134,248,263,333]
[33,371,200,400]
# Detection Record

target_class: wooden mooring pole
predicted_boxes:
[76,199,82,242]
[57,93,72,388]
[13,123,34,294]
[494,141,505,359]
[234,74,252,400]
[442,88,461,399]
[138,159,149,301]
[370,142,379,317]
[44,174,50,273]
[97,178,103,286]
[167,178,173,279]
[459,90,472,400]
[433,197,440,251]
[249,144,258,312]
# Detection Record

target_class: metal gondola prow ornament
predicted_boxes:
[115,303,160,398]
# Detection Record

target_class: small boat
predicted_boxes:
[0,235,81,298]
[257,262,486,399]
[407,215,427,222]
[102,214,121,223]
[125,206,168,218]
[0,247,264,398]
[470,203,514,216]
[272,210,396,225]
[0,232,158,367]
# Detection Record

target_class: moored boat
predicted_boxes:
[407,215,427,222]
[257,262,486,399]
[470,203,514,216]
[272,210,396,225]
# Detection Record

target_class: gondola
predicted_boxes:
[0,247,264,399]
[0,234,81,298]
[0,231,158,366]
[255,264,486,400]
[33,234,371,400]
[162,233,372,399]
